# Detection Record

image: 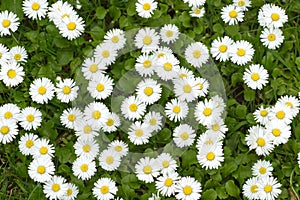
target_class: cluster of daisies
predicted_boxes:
[221,0,252,25]
[243,159,282,200]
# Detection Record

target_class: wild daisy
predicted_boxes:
[9,46,28,63]
[83,101,109,129]
[189,7,205,18]
[143,111,163,132]
[269,103,293,125]
[32,138,55,159]
[277,95,300,118]
[184,0,206,7]
[92,178,118,200]
[155,54,180,81]
[18,133,39,156]
[265,120,291,145]
[74,137,99,160]
[197,144,224,170]
[155,172,180,197]
[257,176,282,200]
[196,130,223,148]
[107,140,129,158]
[253,105,271,125]
[87,74,114,100]
[156,153,178,174]
[0,10,20,36]
[72,156,96,180]
[174,77,200,102]
[135,27,160,53]
[135,156,160,183]
[99,149,121,171]
[55,78,79,103]
[135,53,156,77]
[22,0,48,20]
[258,3,288,28]
[195,99,221,126]
[260,27,284,50]
[0,119,18,144]
[229,40,255,66]
[173,124,196,148]
[221,5,244,25]
[29,77,55,104]
[94,42,118,66]
[176,67,194,80]
[58,14,85,40]
[104,28,126,50]
[102,112,121,133]
[233,0,251,11]
[153,46,173,59]
[136,78,162,105]
[121,96,146,120]
[0,103,20,122]
[0,62,24,87]
[184,42,209,68]
[206,117,228,137]
[252,159,273,178]
[28,157,55,183]
[160,24,180,44]
[210,36,234,62]
[60,107,83,130]
[19,107,42,130]
[43,175,68,200]
[165,98,189,122]
[81,57,107,81]
[128,121,152,145]
[243,64,269,90]
[194,77,210,98]
[0,44,10,65]
[74,120,98,140]
[135,0,158,18]
[48,1,75,23]
[175,176,202,200]
[64,183,79,200]
[242,177,260,200]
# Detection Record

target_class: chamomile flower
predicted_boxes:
[72,156,96,180]
[195,99,221,126]
[155,54,180,81]
[258,4,288,28]
[143,111,163,132]
[184,0,206,7]
[135,0,158,18]
[32,138,55,159]
[104,28,126,50]
[165,98,189,122]
[160,24,180,44]
[60,107,83,129]
[74,137,99,160]
[135,27,160,53]
[233,0,251,11]
[243,64,269,90]
[136,78,162,105]
[253,106,271,126]
[196,130,223,148]
[121,96,147,120]
[107,140,129,157]
[18,133,39,156]
[0,44,10,65]
[43,175,68,200]
[58,14,85,40]
[269,103,293,124]
[83,101,109,129]
[211,95,226,112]
[197,144,224,170]
[0,10,20,36]
[55,78,79,103]
[156,153,178,174]
[94,42,118,66]
[64,183,79,200]
[82,57,107,81]
[174,77,200,102]
[19,107,42,130]
[0,103,20,122]
[156,172,180,197]
[257,176,282,200]
[206,117,228,137]
[0,120,18,144]
[74,120,98,140]
[93,178,118,200]
[153,46,173,59]
[135,53,156,77]
[102,112,121,133]
[260,27,284,50]
[135,156,160,183]
[265,120,291,145]
[48,1,75,23]
[87,74,114,100]
[175,67,194,80]
[99,149,121,171]
[210,36,234,62]
[277,95,300,117]
[221,5,244,25]
[28,157,55,183]
[229,40,255,66]
[128,121,152,145]
[9,46,28,63]
[185,42,209,68]
[252,159,273,178]
[194,77,210,98]
[29,77,55,104]
[175,176,202,200]
[0,62,24,87]
[190,7,205,18]
[22,0,49,20]
[242,177,260,200]
[173,124,196,148]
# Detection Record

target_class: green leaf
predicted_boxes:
[225,180,240,198]
[96,6,107,19]
[181,150,197,168]
[244,89,256,101]
[57,49,74,66]
[216,187,228,199]
[156,128,171,141]
[109,6,121,20]
[213,23,224,34]
[202,189,218,200]
[222,158,238,177]
[235,105,247,119]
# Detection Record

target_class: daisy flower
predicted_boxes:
[83,101,109,129]
[104,28,126,50]
[102,112,121,133]
[156,153,178,174]
[173,124,196,148]
[135,0,158,18]
[149,192,161,200]
[128,121,152,145]
[155,54,180,81]
[43,175,68,200]
[155,172,180,197]
[160,24,180,44]
[121,96,147,120]
[175,67,194,80]
[253,105,271,126]
[60,107,83,130]
[107,140,129,158]
[0,10,20,36]
[0,103,20,122]
[22,0,48,20]
[260,27,284,49]
[0,44,10,65]
[28,157,55,183]
[243,64,269,90]
[183,0,206,7]
[32,138,55,159]
[242,177,260,200]
[175,176,202,200]
[229,40,255,66]
[174,77,200,102]
[19,107,42,130]
[196,130,223,148]
[265,120,291,145]
[258,4,288,28]
[55,78,79,103]
[135,156,160,183]
[206,117,228,137]
[269,103,293,125]
[0,120,18,144]
[197,144,224,170]
[257,176,282,200]
[58,14,85,40]
[194,77,210,98]
[233,0,251,11]
[72,156,96,180]
[29,77,55,104]
[92,178,118,200]
[18,133,39,156]
[190,7,205,18]
[0,62,24,87]
[135,53,156,77]
[9,46,28,63]
[94,42,118,66]
[74,120,98,140]
[87,74,114,100]
[81,57,107,81]
[211,94,226,111]
[136,78,162,105]
[277,95,300,117]
[135,27,160,53]
[210,36,234,62]
[185,42,209,68]
[252,159,273,178]
[74,137,99,160]
[165,98,189,122]
[153,46,173,59]
[143,111,163,132]
[64,183,79,200]
[99,149,122,171]
[194,99,221,126]
[221,5,244,25]
[47,1,75,23]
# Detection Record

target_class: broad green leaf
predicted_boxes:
[225,180,240,198]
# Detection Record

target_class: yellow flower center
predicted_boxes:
[250,185,258,193]
[143,3,151,11]
[180,132,189,140]
[193,50,201,58]
[63,86,71,94]
[238,0,245,6]
[52,184,60,192]
[259,167,266,174]
[106,118,114,126]
[14,54,21,61]
[143,36,152,45]
[271,13,280,21]
[67,188,73,196]
[26,140,34,148]
[179,73,187,79]
[183,84,192,93]
[129,104,138,112]
[32,2,40,11]
[111,36,119,43]
[0,53,2,58]
[106,156,114,164]
[92,111,101,119]
[203,108,212,116]
[89,64,98,73]
[276,111,285,119]
[4,111,12,119]
[83,125,92,133]
[194,8,201,15]
[212,124,220,131]
[272,128,281,137]
[285,102,293,108]
[82,144,91,152]
[268,33,276,41]
[2,19,11,28]
[197,83,203,90]
[7,69,16,78]
[37,166,45,174]
[165,30,173,37]
[229,10,238,18]
[219,45,227,53]
[164,62,173,71]
[164,178,173,187]
[67,22,76,30]
[102,50,110,58]
[256,138,265,147]
[251,73,260,81]
[162,160,169,168]
[26,114,35,122]
[143,60,151,68]
[115,145,123,152]
[80,164,89,172]
[205,139,214,145]
[101,186,109,194]
[135,129,143,137]
[149,118,156,125]
[39,146,48,154]
[143,165,152,174]
[68,114,76,122]
[61,14,70,18]
[96,83,105,92]
[38,86,47,95]
[1,126,9,135]
[264,185,272,193]
[144,87,153,96]
[260,109,268,117]
[206,152,215,161]
[183,186,193,195]
[157,53,165,58]
[173,106,181,113]
[237,48,245,56]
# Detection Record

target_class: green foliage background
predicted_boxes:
[0,0,300,199]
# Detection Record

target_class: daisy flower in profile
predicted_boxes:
[196,130,223,148]
[9,46,28,63]
[58,14,85,40]
[0,62,25,87]
[277,95,300,117]
[29,77,55,104]
[136,78,162,105]
[221,5,244,25]
[28,157,55,183]
[74,137,99,160]
[87,74,114,100]
[0,103,20,122]
[165,98,189,122]
[64,183,79,200]
[258,4,288,28]
[18,133,39,156]
[72,156,96,180]
[135,27,160,53]
[155,54,180,81]
[197,144,224,170]
[195,99,221,126]
[156,153,178,174]
[269,103,293,125]
[19,107,42,130]
[153,46,173,59]
[43,175,68,200]
[160,24,180,44]
[121,96,146,120]
[107,140,129,158]
[0,10,20,36]
[135,0,158,18]
[0,44,10,65]
[60,107,83,130]
[156,171,180,197]
[55,78,79,103]
[102,112,121,133]
[32,138,55,159]
[83,101,109,129]
[206,117,228,137]
[143,111,163,132]
[0,120,18,144]
[128,121,152,145]
[211,94,226,111]
[194,77,210,98]
[210,36,234,62]
[135,156,160,183]
[92,178,118,200]
[94,42,118,66]
[22,0,48,20]
[242,177,260,200]
[253,106,271,126]
[175,176,202,200]
[173,124,196,148]
[257,176,282,200]
[174,77,200,102]
[251,159,273,178]
[176,67,194,80]
[243,64,269,90]
[184,0,206,7]
[260,27,284,49]
[104,28,126,50]
[265,120,291,146]
[190,7,205,18]
[81,57,107,81]
[74,120,98,140]
[99,149,121,171]
[135,53,156,77]
[233,0,251,11]
[185,42,209,68]
[229,40,255,66]
[47,1,75,23]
